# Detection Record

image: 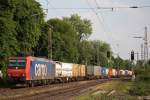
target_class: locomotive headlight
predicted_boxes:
[22,74,25,76]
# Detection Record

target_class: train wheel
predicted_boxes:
[29,81,34,87]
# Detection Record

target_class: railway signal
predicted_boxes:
[131,50,134,61]
[107,51,111,58]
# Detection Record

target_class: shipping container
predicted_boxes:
[128,71,133,76]
[125,70,128,76]
[72,64,85,77]
[101,67,108,77]
[94,66,101,76]
[55,62,62,77]
[119,70,125,76]
[86,65,94,76]
[80,65,86,77]
[29,57,55,80]
[106,68,109,75]
[108,68,113,78]
[116,69,120,76]
[61,63,73,77]
[112,69,116,77]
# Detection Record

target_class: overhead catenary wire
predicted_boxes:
[86,0,102,25]
[39,0,149,58]
[47,6,150,10]
[92,0,119,53]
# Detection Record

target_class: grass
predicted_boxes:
[76,80,137,100]
[76,94,137,100]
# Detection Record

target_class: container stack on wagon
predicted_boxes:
[101,67,109,78]
[55,62,86,82]
[72,64,85,80]
[112,69,117,78]
[86,66,101,79]
[93,66,101,79]
[108,68,113,78]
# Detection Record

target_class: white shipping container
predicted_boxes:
[61,63,73,77]
[55,62,62,77]
[122,70,125,75]
[94,66,101,76]
[120,70,125,75]
[112,69,116,76]
[106,68,109,75]
[128,71,133,76]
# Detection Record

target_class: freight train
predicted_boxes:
[7,56,133,86]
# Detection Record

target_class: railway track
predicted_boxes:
[0,78,130,100]
[16,79,118,100]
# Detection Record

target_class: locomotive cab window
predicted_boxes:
[8,59,26,68]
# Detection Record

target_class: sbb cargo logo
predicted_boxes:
[35,64,47,76]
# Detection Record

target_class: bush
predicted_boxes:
[130,64,150,96]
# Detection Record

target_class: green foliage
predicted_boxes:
[34,18,79,63]
[34,15,112,66]
[112,56,132,69]
[76,94,136,100]
[77,40,111,66]
[63,14,92,41]
[0,0,44,76]
[130,65,150,96]
[0,0,44,54]
[13,0,44,53]
[78,40,94,65]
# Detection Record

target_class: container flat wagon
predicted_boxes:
[86,66,101,79]
[53,62,86,82]
[93,66,101,79]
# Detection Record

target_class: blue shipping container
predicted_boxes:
[101,67,107,76]
[30,58,55,80]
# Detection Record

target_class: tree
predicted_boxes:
[130,64,150,96]
[77,40,111,66]
[34,18,79,63]
[78,40,93,65]
[0,0,44,55]
[13,0,44,54]
[63,14,92,41]
[111,56,132,69]
[34,14,93,63]
[0,0,44,76]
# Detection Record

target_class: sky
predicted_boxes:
[37,0,150,60]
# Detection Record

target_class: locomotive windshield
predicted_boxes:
[8,59,26,68]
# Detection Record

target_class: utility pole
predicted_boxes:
[133,27,148,62]
[96,43,100,65]
[136,52,139,61]
[144,26,148,61]
[48,27,52,60]
[141,44,144,60]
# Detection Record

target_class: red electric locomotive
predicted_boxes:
[7,56,30,83]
